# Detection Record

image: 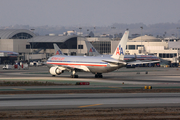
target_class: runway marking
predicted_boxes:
[13,88,26,91]
[79,104,102,108]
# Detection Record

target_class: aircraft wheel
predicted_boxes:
[71,75,78,78]
[52,75,56,77]
[95,74,102,78]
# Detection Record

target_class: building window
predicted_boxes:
[160,53,177,58]
[10,32,33,39]
[163,54,166,58]
[91,41,111,54]
[128,45,135,50]
[78,45,83,49]
[26,45,30,49]
[170,54,173,58]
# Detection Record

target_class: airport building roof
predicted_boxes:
[131,35,161,42]
[0,29,36,39]
[28,35,78,43]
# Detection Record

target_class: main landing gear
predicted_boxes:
[71,70,78,78]
[95,73,103,78]
[71,75,78,78]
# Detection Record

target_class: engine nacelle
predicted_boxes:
[49,66,62,75]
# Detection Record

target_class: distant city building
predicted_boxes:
[131,34,141,38]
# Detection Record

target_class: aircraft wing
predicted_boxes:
[102,59,126,65]
[53,64,90,72]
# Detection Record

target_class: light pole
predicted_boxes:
[177,27,180,39]
[79,27,82,55]
[87,29,89,36]
[140,27,143,54]
[94,26,96,37]
[111,27,116,40]
[30,29,35,55]
[30,29,35,62]
[164,32,166,38]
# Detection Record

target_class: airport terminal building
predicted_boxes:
[0,29,89,63]
[0,29,180,66]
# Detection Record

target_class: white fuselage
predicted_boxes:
[46,55,125,73]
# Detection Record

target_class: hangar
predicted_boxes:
[0,29,35,64]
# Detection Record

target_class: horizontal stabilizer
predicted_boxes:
[102,59,126,65]
[127,60,160,65]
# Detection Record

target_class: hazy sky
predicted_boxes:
[0,0,180,26]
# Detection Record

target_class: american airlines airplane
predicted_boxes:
[53,44,64,55]
[85,39,160,65]
[46,30,143,78]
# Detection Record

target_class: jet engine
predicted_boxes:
[49,66,63,75]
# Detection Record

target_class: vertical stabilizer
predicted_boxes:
[53,43,64,55]
[85,41,100,56]
[111,30,129,60]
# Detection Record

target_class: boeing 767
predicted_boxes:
[46,30,130,78]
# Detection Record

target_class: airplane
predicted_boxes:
[53,44,64,55]
[0,51,19,57]
[85,40,160,66]
[46,30,143,78]
[85,41,100,56]
[53,39,159,65]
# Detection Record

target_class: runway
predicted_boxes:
[0,66,180,110]
[0,93,180,110]
[1,66,180,86]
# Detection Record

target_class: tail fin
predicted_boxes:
[85,41,100,56]
[53,43,64,55]
[111,30,129,60]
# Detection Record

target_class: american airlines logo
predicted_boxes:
[89,47,96,52]
[56,50,62,55]
[116,45,124,55]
